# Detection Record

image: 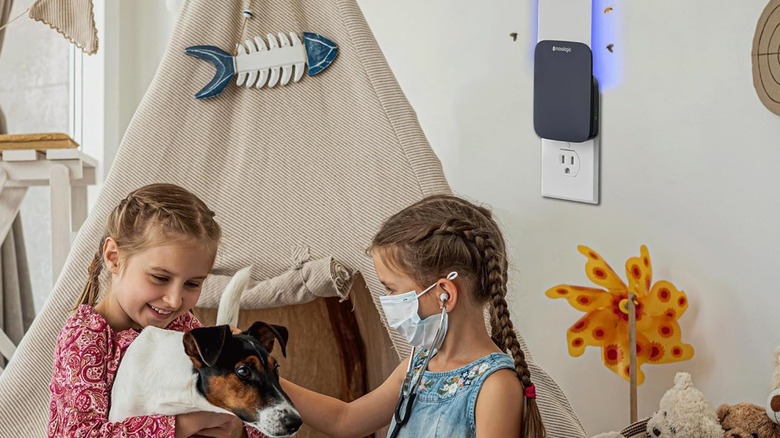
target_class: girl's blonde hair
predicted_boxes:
[75,183,222,309]
[370,194,545,438]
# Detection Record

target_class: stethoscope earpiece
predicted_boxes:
[439,292,450,302]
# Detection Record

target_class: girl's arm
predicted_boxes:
[280,357,410,438]
[474,369,524,438]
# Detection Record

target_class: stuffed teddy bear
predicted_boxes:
[767,347,780,424]
[718,402,780,437]
[646,372,724,437]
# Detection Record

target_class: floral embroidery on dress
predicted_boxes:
[411,350,496,398]
[417,375,434,392]
[436,362,490,396]
[410,351,435,393]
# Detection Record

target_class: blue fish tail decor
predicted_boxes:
[185,32,338,99]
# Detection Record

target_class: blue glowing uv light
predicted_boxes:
[530,0,623,91]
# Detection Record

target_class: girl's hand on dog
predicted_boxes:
[175,411,244,438]
[195,415,247,438]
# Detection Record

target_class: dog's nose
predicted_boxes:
[653,427,661,436]
[283,414,302,433]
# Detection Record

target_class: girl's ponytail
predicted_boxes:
[74,243,104,309]
[481,238,546,438]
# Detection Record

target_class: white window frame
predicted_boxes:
[69,0,121,182]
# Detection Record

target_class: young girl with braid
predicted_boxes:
[48,183,264,438]
[281,194,545,437]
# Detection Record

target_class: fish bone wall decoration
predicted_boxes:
[186,32,338,99]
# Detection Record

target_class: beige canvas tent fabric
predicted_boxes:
[0,1,587,436]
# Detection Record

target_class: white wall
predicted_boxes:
[358,0,780,433]
[105,0,780,433]
[117,0,178,142]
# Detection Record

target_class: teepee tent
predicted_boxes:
[0,1,587,437]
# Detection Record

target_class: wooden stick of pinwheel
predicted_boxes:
[628,292,638,424]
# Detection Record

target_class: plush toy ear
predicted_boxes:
[183,325,231,368]
[769,391,780,425]
[716,404,729,423]
[246,321,289,358]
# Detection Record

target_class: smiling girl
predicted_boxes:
[47,183,261,438]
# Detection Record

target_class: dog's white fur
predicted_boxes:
[108,325,229,420]
[108,267,300,437]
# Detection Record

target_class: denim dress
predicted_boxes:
[387,349,516,438]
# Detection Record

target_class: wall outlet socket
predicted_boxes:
[541,138,599,204]
[559,149,580,177]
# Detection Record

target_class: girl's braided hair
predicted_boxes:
[371,194,545,437]
[75,183,221,309]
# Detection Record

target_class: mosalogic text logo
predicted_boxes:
[552,46,572,53]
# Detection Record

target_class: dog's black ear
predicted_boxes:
[183,325,231,368]
[246,321,289,357]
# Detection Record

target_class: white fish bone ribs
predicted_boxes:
[236,33,306,88]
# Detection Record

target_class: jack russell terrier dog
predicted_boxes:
[108,267,302,437]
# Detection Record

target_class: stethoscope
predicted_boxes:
[388,272,455,438]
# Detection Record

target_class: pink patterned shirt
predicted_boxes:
[48,305,267,438]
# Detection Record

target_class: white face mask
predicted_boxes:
[379,272,457,350]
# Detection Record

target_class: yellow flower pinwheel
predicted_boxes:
[545,245,694,384]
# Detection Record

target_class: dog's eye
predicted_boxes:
[236,365,252,379]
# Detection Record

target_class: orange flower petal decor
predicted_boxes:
[546,245,694,384]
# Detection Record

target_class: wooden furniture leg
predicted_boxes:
[49,164,71,281]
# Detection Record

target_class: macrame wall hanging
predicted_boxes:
[186,4,338,99]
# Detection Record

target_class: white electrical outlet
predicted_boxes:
[559,149,580,177]
[541,138,599,204]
